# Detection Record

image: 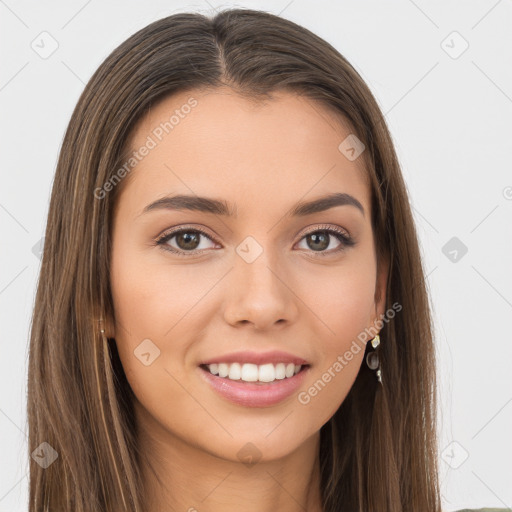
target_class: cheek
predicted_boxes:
[302,260,377,348]
[109,245,220,401]
[110,242,213,341]
[292,257,376,422]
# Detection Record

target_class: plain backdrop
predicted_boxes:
[1,1,511,510]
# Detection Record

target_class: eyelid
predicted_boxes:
[154,224,216,245]
[155,223,352,243]
[299,223,351,239]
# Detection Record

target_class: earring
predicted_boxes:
[98,318,108,343]
[365,333,382,385]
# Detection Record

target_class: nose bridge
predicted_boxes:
[234,234,283,295]
[223,234,297,328]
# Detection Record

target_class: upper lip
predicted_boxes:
[200,350,309,367]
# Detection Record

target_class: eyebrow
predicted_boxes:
[141,192,365,218]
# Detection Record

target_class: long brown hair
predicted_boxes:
[27,8,441,511]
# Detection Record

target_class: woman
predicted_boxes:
[27,8,499,512]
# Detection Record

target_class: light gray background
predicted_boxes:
[1,1,511,510]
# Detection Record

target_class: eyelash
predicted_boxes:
[154,224,355,258]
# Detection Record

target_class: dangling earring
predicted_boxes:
[365,333,382,384]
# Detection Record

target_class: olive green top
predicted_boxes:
[454,509,511,511]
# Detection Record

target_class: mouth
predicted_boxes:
[199,362,310,385]
[197,362,311,407]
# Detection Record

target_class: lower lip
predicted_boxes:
[198,365,310,408]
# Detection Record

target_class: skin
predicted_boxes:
[107,86,388,512]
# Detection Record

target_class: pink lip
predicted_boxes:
[198,365,310,408]
[199,350,309,366]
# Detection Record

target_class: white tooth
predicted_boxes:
[212,362,304,381]
[258,363,275,382]
[228,362,241,380]
[241,363,259,382]
[275,363,286,379]
[218,363,229,378]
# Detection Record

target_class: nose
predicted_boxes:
[222,247,299,330]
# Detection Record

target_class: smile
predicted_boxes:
[202,362,304,383]
[198,363,310,407]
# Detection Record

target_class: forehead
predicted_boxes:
[118,87,371,220]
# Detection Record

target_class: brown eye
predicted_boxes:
[156,227,218,255]
[295,226,355,256]
[155,224,355,258]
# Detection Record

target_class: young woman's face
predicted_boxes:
[109,87,387,463]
